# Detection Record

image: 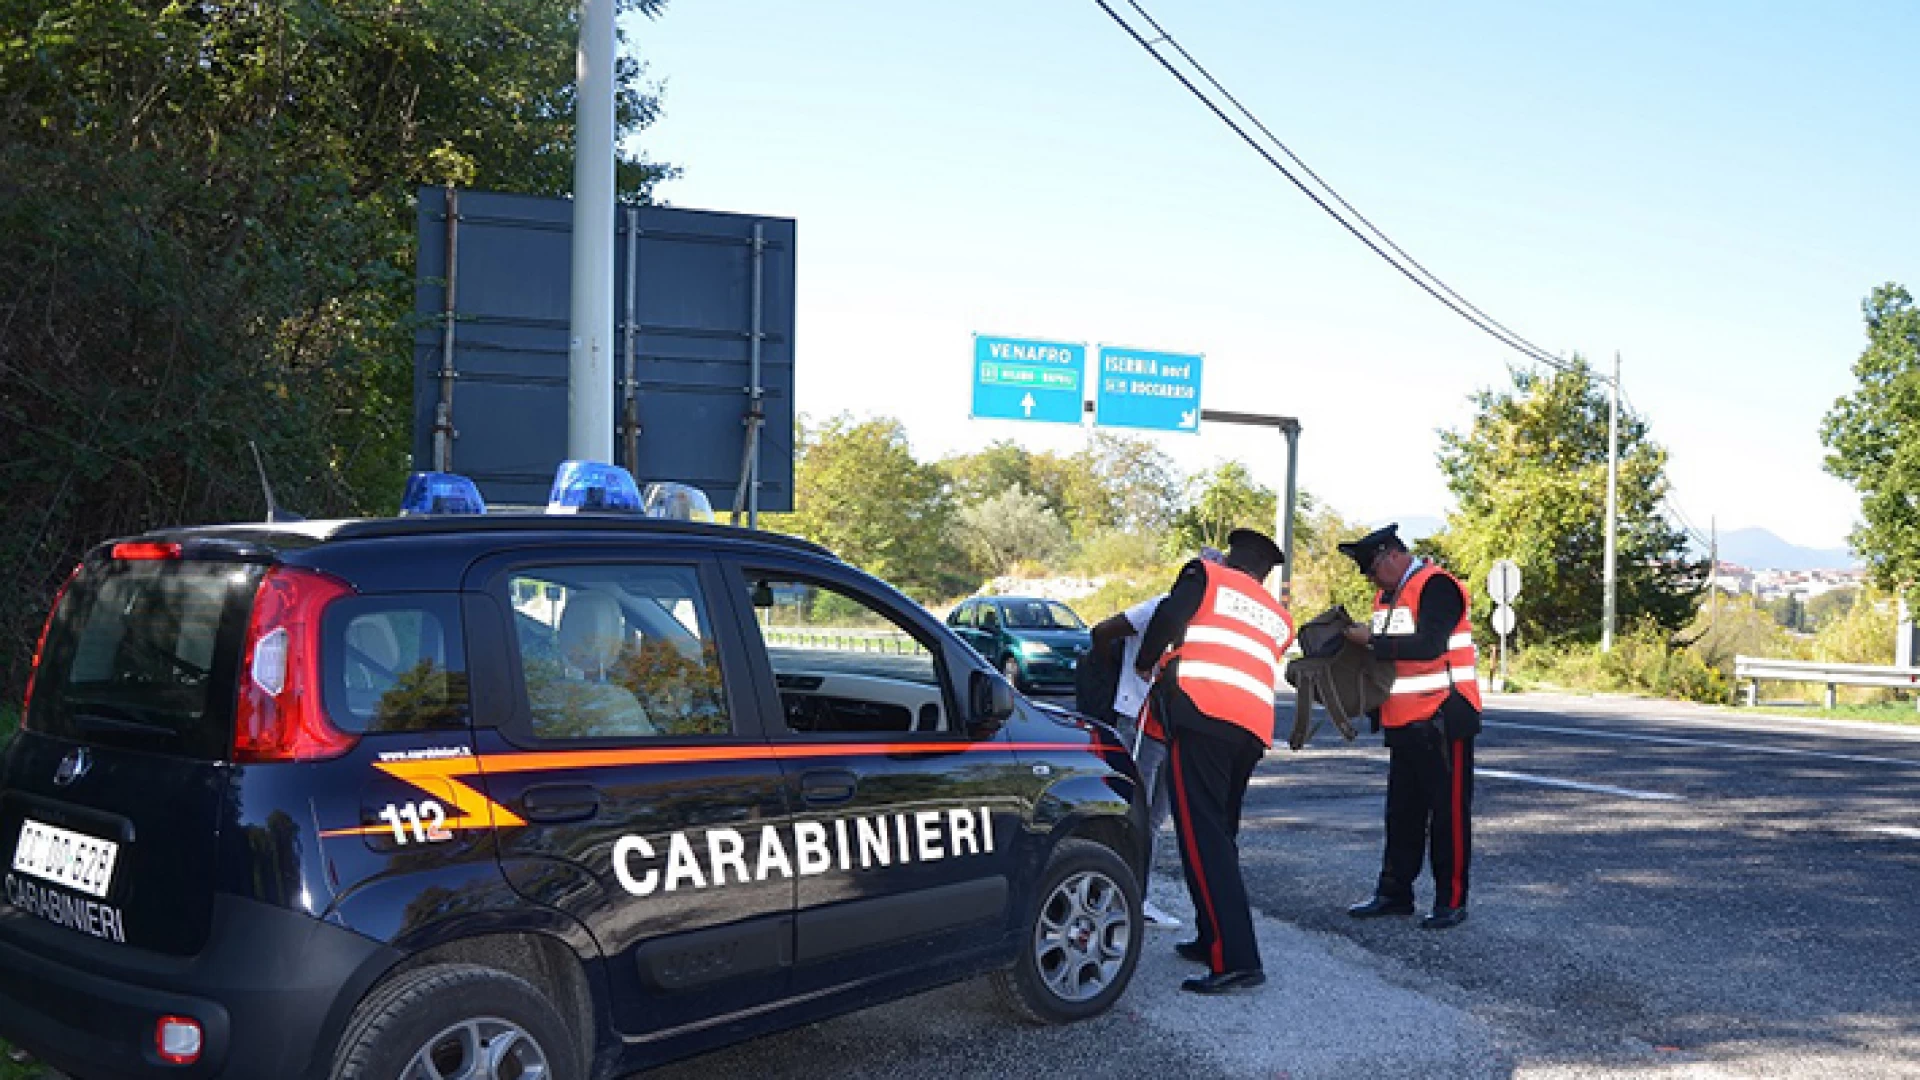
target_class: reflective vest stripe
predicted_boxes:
[1389,668,1479,696]
[1179,660,1281,708]
[1182,625,1284,688]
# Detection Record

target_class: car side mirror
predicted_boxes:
[751,581,776,609]
[968,669,1016,735]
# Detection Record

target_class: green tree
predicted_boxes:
[952,486,1072,576]
[765,415,969,598]
[1820,284,1920,600]
[941,441,1042,509]
[1805,587,1858,631]
[1432,357,1704,645]
[1766,594,1807,633]
[1167,461,1276,559]
[0,0,676,697]
[1286,493,1380,620]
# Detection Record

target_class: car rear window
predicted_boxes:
[28,560,263,760]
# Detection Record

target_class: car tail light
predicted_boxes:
[155,1015,202,1064]
[111,541,182,560]
[21,564,81,727]
[234,566,357,763]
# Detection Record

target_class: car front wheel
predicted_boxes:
[993,838,1142,1025]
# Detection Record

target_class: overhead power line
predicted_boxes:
[1092,0,1573,373]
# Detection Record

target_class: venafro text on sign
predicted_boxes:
[971,334,1086,425]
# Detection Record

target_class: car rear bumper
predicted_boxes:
[0,892,397,1079]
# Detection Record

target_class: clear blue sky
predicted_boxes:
[626,0,1916,550]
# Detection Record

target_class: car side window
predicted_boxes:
[741,572,951,735]
[980,604,1000,631]
[322,596,468,733]
[948,602,974,629]
[507,564,731,740]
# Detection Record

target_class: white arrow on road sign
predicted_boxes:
[1020,393,1036,417]
[1491,604,1516,636]
[1487,559,1522,605]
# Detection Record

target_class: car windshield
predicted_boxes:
[1001,600,1085,630]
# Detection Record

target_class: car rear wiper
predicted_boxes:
[68,703,179,740]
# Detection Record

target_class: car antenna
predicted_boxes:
[248,441,305,523]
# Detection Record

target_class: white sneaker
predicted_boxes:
[1142,899,1182,930]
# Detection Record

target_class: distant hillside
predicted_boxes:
[1704,527,1857,571]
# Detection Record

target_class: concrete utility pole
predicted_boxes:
[1601,351,1621,652]
[568,0,617,464]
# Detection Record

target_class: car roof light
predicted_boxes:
[400,472,488,516]
[547,461,643,514]
[641,482,715,522]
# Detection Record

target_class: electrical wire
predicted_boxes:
[1090,0,1574,373]
[1117,0,1567,369]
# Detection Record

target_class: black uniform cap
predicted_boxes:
[1226,527,1284,569]
[1337,523,1404,573]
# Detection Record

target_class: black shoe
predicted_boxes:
[1347,895,1415,919]
[1181,969,1267,995]
[1174,938,1211,963]
[1421,906,1468,930]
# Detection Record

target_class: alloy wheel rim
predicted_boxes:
[401,1017,549,1080]
[1032,869,1131,1002]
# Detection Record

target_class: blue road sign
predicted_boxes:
[1094,346,1203,433]
[972,335,1086,424]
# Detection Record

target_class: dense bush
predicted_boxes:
[1511,620,1729,704]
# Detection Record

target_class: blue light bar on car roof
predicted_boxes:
[399,472,488,516]
[547,461,644,514]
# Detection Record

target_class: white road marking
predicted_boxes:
[1860,825,1920,841]
[1485,719,1920,769]
[1478,768,1685,802]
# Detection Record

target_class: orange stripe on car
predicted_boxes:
[320,741,1097,839]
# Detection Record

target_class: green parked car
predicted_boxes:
[946,596,1092,693]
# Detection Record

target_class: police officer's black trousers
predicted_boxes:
[1376,723,1475,911]
[1167,722,1266,974]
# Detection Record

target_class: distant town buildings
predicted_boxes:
[1710,562,1866,602]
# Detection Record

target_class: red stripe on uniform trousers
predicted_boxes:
[1169,743,1225,972]
[1450,740,1466,908]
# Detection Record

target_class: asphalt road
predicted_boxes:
[647,692,1920,1079]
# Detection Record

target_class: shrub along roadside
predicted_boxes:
[1507,620,1730,704]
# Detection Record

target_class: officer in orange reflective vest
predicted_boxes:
[1338,523,1482,930]
[1135,528,1293,993]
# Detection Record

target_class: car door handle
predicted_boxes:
[800,769,858,805]
[520,783,600,823]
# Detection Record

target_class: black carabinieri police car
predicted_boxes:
[0,465,1148,1079]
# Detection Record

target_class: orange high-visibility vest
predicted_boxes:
[1170,562,1295,746]
[1372,561,1483,728]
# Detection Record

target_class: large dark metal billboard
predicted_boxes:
[413,187,795,511]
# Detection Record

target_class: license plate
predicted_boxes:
[12,818,119,898]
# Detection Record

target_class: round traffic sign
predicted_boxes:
[1491,604,1517,636]
[1487,559,1522,605]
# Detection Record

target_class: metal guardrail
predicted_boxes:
[763,627,928,656]
[1733,655,1920,709]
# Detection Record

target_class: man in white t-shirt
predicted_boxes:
[1091,547,1223,930]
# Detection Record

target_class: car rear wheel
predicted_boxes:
[331,963,580,1080]
[993,838,1142,1025]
